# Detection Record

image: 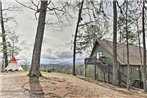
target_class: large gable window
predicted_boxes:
[96,51,103,59]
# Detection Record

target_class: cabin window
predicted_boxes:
[96,51,103,59]
[136,67,139,71]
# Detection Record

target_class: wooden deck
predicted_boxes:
[84,57,129,86]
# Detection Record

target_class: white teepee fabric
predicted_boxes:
[5,57,23,71]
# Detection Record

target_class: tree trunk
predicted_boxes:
[126,0,130,90]
[112,0,118,86]
[73,0,84,76]
[0,0,8,68]
[142,0,147,92]
[28,1,48,77]
[11,41,14,58]
[136,20,142,81]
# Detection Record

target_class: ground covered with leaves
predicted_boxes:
[0,72,147,98]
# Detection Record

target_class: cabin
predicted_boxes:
[84,38,146,87]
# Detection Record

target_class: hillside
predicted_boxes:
[0,72,146,98]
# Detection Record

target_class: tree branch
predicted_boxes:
[15,0,37,11]
[117,1,124,15]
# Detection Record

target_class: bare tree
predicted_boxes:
[28,0,48,77]
[117,1,140,45]
[0,0,20,69]
[75,0,110,56]
[0,0,8,68]
[8,32,20,58]
[15,0,48,77]
[125,0,130,90]
[142,0,147,92]
[73,0,84,76]
[134,17,143,81]
[112,0,118,86]
[16,0,71,77]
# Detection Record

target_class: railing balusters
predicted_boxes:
[84,57,130,86]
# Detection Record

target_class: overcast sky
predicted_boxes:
[0,0,86,65]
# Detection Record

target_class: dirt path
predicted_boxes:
[0,72,147,98]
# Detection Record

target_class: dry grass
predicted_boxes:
[0,71,147,98]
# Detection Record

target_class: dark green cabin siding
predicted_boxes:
[86,42,141,81]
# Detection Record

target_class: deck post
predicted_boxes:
[97,64,99,80]
[103,64,106,82]
[94,64,96,80]
[85,65,87,77]
[107,65,109,83]
[84,59,87,77]
[108,72,110,83]
[118,71,121,86]
[94,57,96,80]
[104,71,106,82]
[138,66,142,81]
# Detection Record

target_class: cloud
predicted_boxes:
[43,48,52,53]
[41,50,72,60]
[41,48,57,60]
[23,46,31,50]
[40,50,73,64]
[19,40,26,45]
[41,58,59,64]
[57,51,72,59]
[42,54,57,60]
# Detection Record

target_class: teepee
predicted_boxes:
[5,57,23,71]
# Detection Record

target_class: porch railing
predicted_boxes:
[84,57,129,86]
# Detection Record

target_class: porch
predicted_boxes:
[84,57,128,86]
